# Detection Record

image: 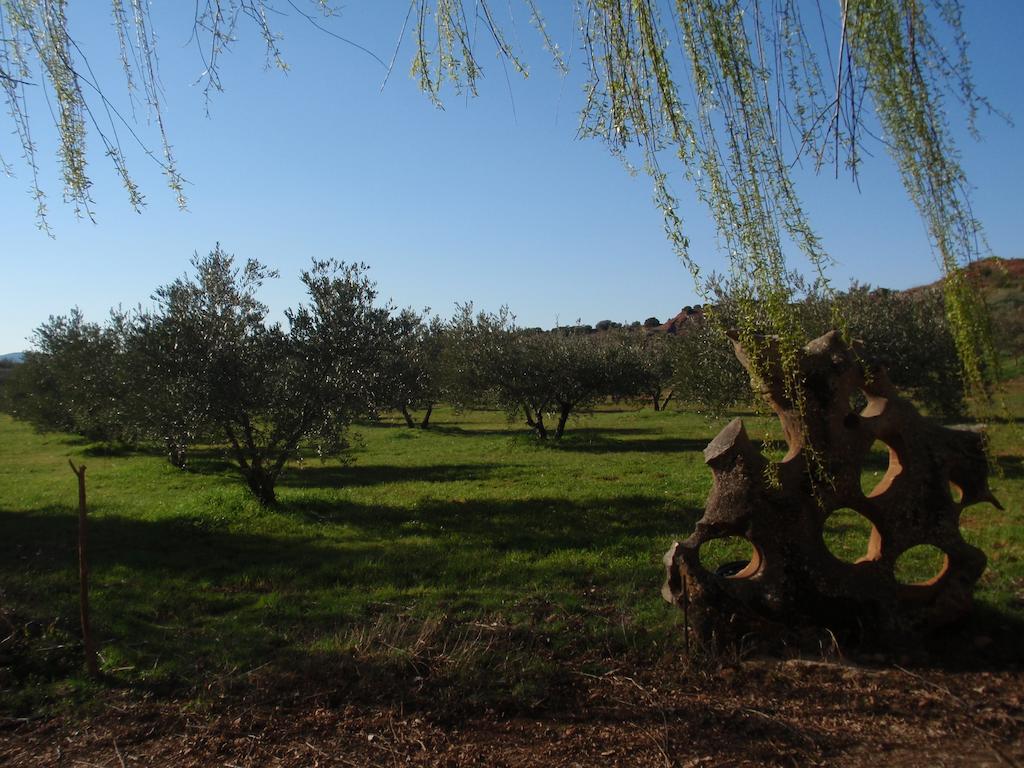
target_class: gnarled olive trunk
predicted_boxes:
[420,403,433,429]
[166,438,188,469]
[554,402,573,439]
[400,404,416,428]
[650,388,675,411]
[242,463,278,506]
[523,403,548,439]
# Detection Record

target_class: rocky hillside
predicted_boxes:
[912,257,1023,357]
[652,256,1022,342]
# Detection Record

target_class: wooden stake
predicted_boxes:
[682,574,691,658]
[69,459,99,679]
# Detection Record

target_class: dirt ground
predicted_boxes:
[3,658,1022,768]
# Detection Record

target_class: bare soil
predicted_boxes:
[3,657,1022,767]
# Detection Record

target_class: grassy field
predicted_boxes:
[1,394,1022,718]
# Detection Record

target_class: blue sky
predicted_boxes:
[1,2,1021,353]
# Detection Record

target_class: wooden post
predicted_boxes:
[69,459,99,679]
[682,573,690,658]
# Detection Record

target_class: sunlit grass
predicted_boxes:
[1,393,1021,714]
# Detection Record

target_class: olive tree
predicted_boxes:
[381,310,446,429]
[620,331,677,411]
[4,308,137,442]
[474,324,623,440]
[145,248,392,505]
[122,306,212,468]
[2,1,999,406]
[800,284,968,418]
[514,330,617,439]
[442,303,518,412]
[670,322,751,415]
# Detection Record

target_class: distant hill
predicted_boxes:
[908,256,1024,299]
[650,257,1022,333]
[0,352,24,363]
[908,257,1023,357]
[636,257,1022,375]
[657,305,706,334]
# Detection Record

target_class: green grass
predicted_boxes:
[1,397,1022,715]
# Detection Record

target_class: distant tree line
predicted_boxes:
[1,247,966,505]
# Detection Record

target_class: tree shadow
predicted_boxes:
[916,602,1024,671]
[80,442,164,459]
[410,424,519,438]
[280,494,700,550]
[425,424,664,440]
[2,496,1020,720]
[551,433,710,454]
[277,462,505,489]
[0,492,702,712]
[995,454,1023,480]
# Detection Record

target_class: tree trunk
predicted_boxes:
[523,403,547,439]
[651,390,661,411]
[166,438,187,469]
[400,404,416,428]
[244,463,278,506]
[554,402,573,439]
[660,389,675,410]
[420,403,434,429]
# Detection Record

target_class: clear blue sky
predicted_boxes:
[1,3,1021,354]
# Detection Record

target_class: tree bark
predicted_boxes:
[166,438,187,469]
[554,402,573,439]
[651,390,661,411]
[523,402,547,439]
[244,463,278,506]
[69,460,99,679]
[420,403,433,429]
[400,404,415,428]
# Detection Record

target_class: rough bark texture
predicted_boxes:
[663,330,1000,648]
[400,405,416,428]
[554,402,573,439]
[244,465,278,506]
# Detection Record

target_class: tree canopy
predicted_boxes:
[1,1,1002,405]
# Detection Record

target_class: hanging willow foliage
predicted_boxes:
[0,0,1003,410]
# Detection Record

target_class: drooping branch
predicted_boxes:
[1,1,1001,403]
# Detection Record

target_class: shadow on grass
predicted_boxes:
[424,424,665,440]
[368,422,520,439]
[996,454,1024,480]
[919,602,1024,671]
[280,494,699,549]
[277,462,505,489]
[0,492,700,712]
[2,501,1020,719]
[79,442,167,459]
[551,433,710,454]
